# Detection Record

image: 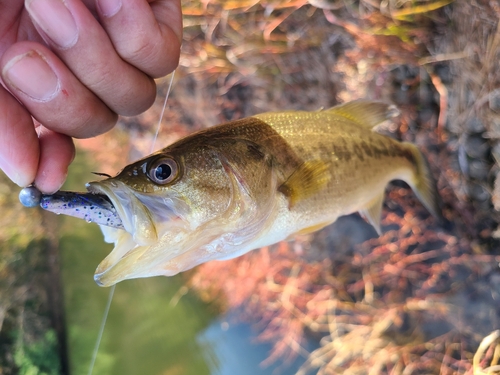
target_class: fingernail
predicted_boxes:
[3,51,60,102]
[0,156,33,188]
[26,0,79,48]
[35,164,68,194]
[97,0,122,17]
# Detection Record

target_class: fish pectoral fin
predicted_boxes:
[359,192,385,235]
[327,100,400,129]
[278,160,330,209]
[404,143,443,221]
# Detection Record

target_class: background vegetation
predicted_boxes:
[2,0,500,374]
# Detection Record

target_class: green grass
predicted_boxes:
[13,330,61,375]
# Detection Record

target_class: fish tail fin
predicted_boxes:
[404,143,443,221]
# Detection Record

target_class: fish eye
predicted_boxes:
[147,157,179,185]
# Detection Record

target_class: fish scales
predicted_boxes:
[35,100,440,286]
[255,111,416,216]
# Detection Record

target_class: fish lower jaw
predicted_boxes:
[93,273,107,287]
[93,252,142,287]
[93,253,183,287]
[93,224,193,286]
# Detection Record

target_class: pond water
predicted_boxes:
[58,151,304,375]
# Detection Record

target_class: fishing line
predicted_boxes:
[151,70,176,153]
[87,284,115,375]
[86,71,176,374]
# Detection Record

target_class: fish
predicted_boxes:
[36,100,441,287]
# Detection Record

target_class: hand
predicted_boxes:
[0,0,182,193]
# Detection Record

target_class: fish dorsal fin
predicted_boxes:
[278,160,330,209]
[359,192,385,235]
[327,100,400,129]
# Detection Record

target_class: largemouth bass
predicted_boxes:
[27,100,441,287]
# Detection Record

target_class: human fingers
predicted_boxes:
[34,126,75,194]
[25,0,157,116]
[95,0,182,78]
[0,85,39,187]
[1,42,117,139]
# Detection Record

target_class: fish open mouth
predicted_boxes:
[40,178,194,286]
[38,184,154,286]
[85,180,160,246]
[85,179,196,286]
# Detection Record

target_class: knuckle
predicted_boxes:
[121,35,159,66]
[119,34,178,78]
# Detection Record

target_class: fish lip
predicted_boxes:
[86,180,134,233]
[94,275,105,287]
